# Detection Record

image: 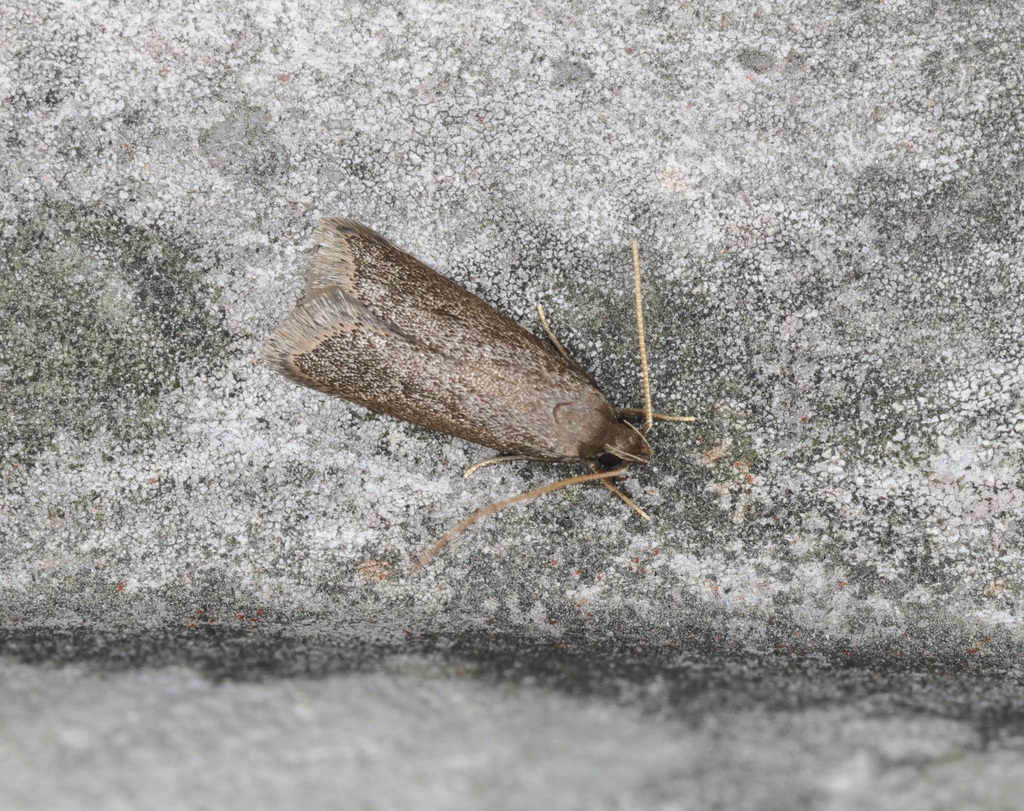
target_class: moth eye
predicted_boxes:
[597,452,622,469]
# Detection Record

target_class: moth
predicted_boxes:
[264,218,692,565]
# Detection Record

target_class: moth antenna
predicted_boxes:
[593,464,651,521]
[536,303,572,362]
[617,407,697,423]
[417,466,632,569]
[540,273,689,429]
[464,454,531,479]
[632,240,654,435]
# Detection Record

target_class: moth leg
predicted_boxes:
[592,462,651,522]
[463,454,531,479]
[536,303,573,362]
[417,466,635,569]
[617,407,696,424]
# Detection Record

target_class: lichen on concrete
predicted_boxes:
[0,202,228,462]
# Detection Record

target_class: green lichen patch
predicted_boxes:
[0,202,229,463]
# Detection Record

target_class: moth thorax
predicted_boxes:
[597,420,652,468]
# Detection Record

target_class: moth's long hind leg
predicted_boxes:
[417,466,634,569]
[463,455,531,479]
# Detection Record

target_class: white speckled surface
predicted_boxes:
[2,0,1023,807]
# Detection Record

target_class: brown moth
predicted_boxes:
[263,218,690,564]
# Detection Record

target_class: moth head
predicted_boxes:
[554,399,652,466]
[597,420,652,468]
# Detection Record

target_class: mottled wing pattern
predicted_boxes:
[263,219,618,461]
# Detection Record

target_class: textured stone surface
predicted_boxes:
[2,0,1022,807]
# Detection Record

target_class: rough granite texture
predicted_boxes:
[1,0,1023,808]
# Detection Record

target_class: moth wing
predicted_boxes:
[263,287,418,396]
[265,219,622,461]
[264,286,617,460]
[303,217,445,302]
[303,218,590,372]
